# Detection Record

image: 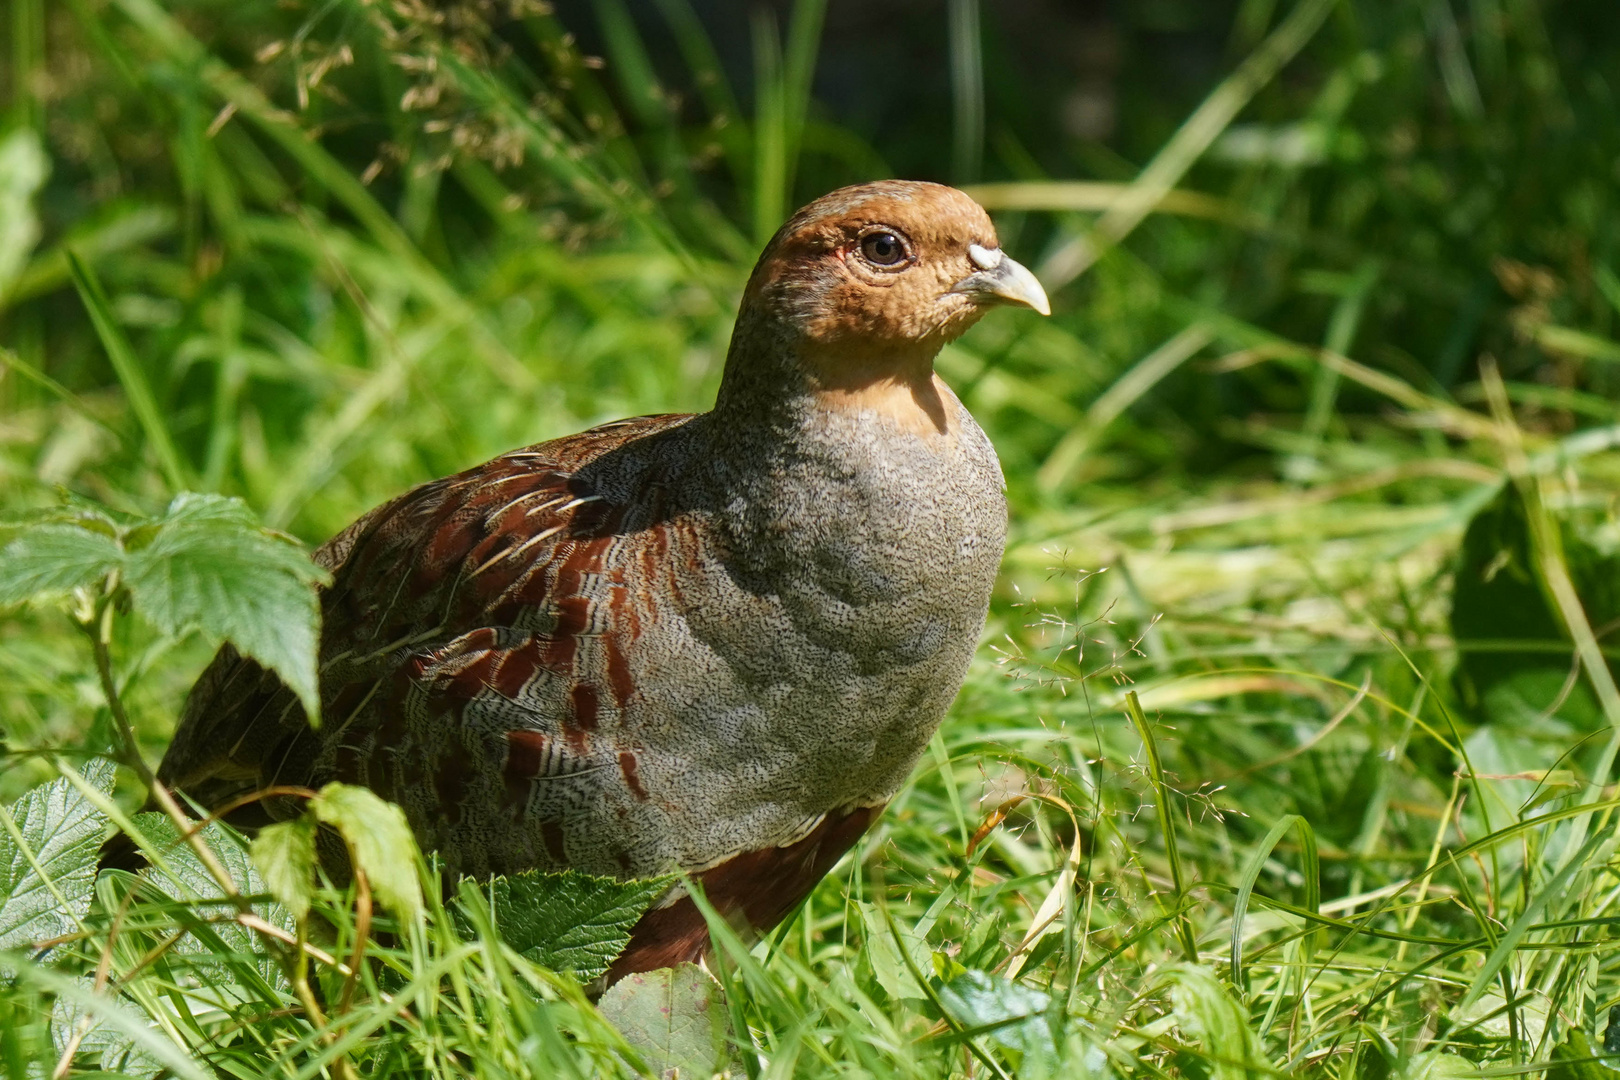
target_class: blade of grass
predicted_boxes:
[9,0,44,130]
[750,9,786,246]
[1037,323,1214,492]
[966,180,1263,227]
[1456,828,1607,1012]
[66,251,189,492]
[779,0,826,200]
[1124,689,1199,962]
[1230,814,1321,993]
[0,346,120,437]
[1040,0,1339,289]
[1290,260,1379,481]
[1479,362,1620,884]
[107,0,539,389]
[948,0,983,185]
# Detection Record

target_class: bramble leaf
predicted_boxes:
[309,783,422,921]
[0,524,122,607]
[125,493,328,722]
[459,869,672,981]
[597,963,726,1078]
[251,818,318,920]
[936,968,1057,1066]
[0,494,327,724]
[0,761,114,951]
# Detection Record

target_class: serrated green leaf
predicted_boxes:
[124,493,327,722]
[858,900,929,1000]
[936,969,1057,1065]
[309,783,422,920]
[460,869,673,981]
[127,811,292,1003]
[132,810,267,906]
[250,818,317,920]
[0,761,114,950]
[597,963,726,1078]
[153,491,264,530]
[9,960,209,1080]
[1549,1031,1620,1080]
[50,975,165,1079]
[0,524,123,607]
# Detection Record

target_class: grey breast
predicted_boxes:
[607,401,1007,872]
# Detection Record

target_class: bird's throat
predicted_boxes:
[798,342,958,439]
[713,314,960,441]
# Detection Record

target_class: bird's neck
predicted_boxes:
[711,311,957,440]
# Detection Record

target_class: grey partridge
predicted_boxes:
[152,180,1049,980]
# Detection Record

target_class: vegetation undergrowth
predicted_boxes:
[3,0,1620,1075]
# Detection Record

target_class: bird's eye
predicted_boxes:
[859,231,907,267]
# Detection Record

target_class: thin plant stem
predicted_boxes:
[1125,689,1200,963]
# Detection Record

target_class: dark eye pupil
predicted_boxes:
[862,232,903,265]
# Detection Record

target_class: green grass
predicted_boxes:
[4,0,1620,1075]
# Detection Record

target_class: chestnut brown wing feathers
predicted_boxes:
[155,414,694,831]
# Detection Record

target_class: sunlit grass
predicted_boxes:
[4,0,1620,1076]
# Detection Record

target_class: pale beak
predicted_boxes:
[950,244,1051,316]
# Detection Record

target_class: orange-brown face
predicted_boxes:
[743,180,1049,359]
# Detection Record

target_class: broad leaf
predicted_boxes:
[1451,484,1620,731]
[130,812,293,997]
[50,975,165,1079]
[598,963,727,1078]
[0,760,114,951]
[1399,1050,1481,1079]
[0,524,122,607]
[13,961,210,1080]
[0,494,328,725]
[858,900,930,1001]
[125,493,328,721]
[309,783,422,920]
[131,811,268,907]
[1549,1031,1620,1080]
[460,869,672,981]
[251,818,317,920]
[936,969,1057,1066]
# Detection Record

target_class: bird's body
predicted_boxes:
[153,181,1047,979]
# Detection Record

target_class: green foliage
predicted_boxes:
[250,817,317,920]
[936,969,1058,1068]
[0,130,46,296]
[0,494,328,718]
[1548,1031,1620,1080]
[1452,482,1620,730]
[307,782,423,920]
[5,0,1620,1076]
[0,521,122,606]
[461,869,675,982]
[132,810,272,914]
[597,962,728,1078]
[1157,965,1273,1080]
[0,760,111,950]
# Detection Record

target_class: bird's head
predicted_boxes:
[741,181,1049,361]
[719,181,1049,433]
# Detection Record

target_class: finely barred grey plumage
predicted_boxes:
[152,180,1048,979]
